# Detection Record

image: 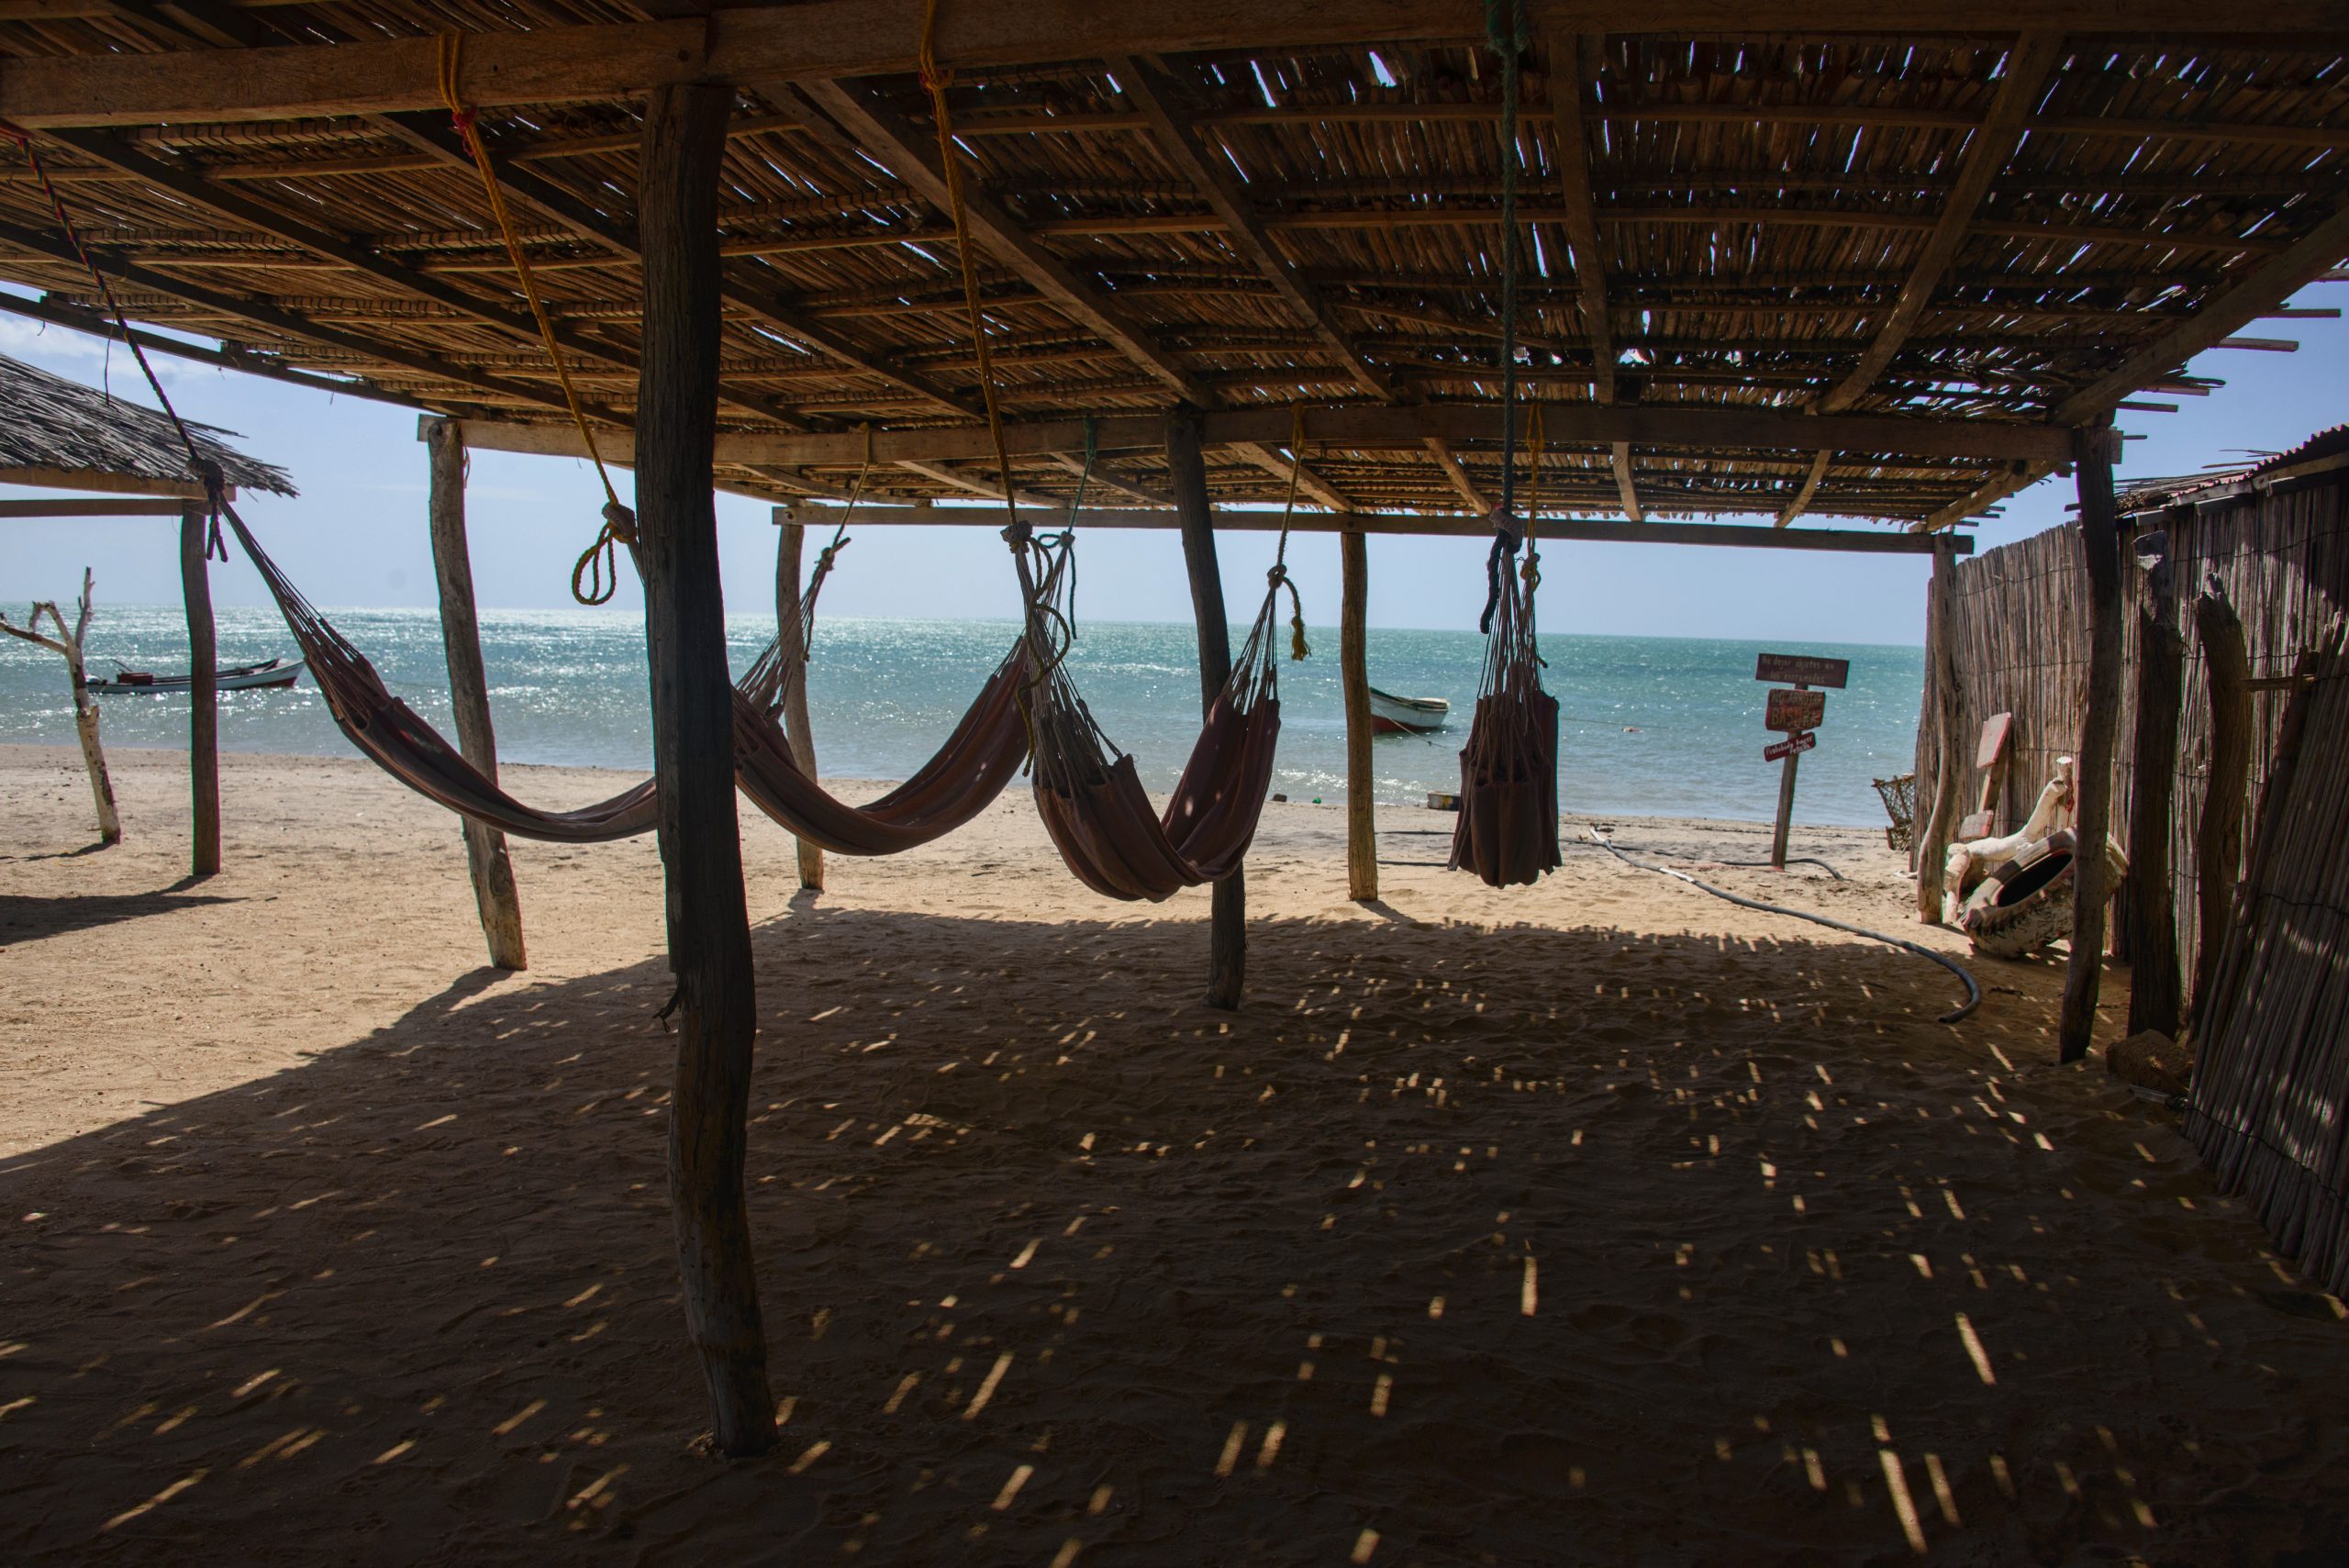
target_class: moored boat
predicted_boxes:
[92,656,306,695]
[1367,684,1449,735]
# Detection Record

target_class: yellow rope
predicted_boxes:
[437,33,635,606]
[918,0,1019,531]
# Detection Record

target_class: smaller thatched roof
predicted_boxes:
[0,350,295,496]
[2118,425,2349,517]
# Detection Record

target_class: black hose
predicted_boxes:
[1711,856,1844,881]
[1586,828,1980,1024]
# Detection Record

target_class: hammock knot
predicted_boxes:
[1265,562,1308,661]
[601,498,638,547]
[1001,516,1033,551]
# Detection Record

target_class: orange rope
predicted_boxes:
[437,32,636,605]
[918,0,1019,531]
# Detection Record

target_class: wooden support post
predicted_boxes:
[179,501,220,877]
[774,519,824,892]
[1168,406,1244,1010]
[1341,528,1375,903]
[426,417,527,971]
[1916,538,1965,922]
[2191,586,2252,1024]
[2058,422,2124,1065]
[639,82,775,1458]
[2124,604,2185,1038]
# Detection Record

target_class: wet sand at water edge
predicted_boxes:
[3,742,2345,1565]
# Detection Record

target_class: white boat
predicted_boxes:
[92,656,306,695]
[1368,684,1449,735]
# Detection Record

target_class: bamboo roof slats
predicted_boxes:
[0,348,294,495]
[0,18,2339,519]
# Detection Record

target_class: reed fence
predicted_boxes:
[1914,467,2349,1006]
[2185,626,2349,1296]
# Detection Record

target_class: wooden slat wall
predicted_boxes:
[1913,471,2349,1004]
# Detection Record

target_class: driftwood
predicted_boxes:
[1,568,119,844]
[426,417,527,972]
[1915,538,1965,923]
[2192,584,2253,1026]
[1942,758,2072,926]
[2124,606,2186,1037]
[2058,424,2126,1065]
[774,519,825,893]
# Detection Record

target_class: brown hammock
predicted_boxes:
[220,505,1032,851]
[1450,526,1560,887]
[1016,528,1291,902]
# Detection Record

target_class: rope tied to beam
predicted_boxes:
[0,120,228,559]
[435,32,635,606]
[1477,0,1529,636]
[919,0,1019,533]
[1272,404,1310,662]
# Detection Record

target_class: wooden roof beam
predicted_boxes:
[5,6,2342,129]
[1549,32,1616,406]
[0,217,600,418]
[779,501,1977,554]
[1609,442,1644,522]
[2051,198,2349,424]
[1230,440,1354,513]
[448,403,2074,469]
[1776,449,1832,527]
[1427,438,1486,511]
[365,111,978,426]
[802,79,1216,407]
[1820,33,2065,416]
[1109,53,1392,405]
[1911,461,2054,532]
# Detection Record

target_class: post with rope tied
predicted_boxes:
[1168,405,1247,1009]
[638,82,777,1457]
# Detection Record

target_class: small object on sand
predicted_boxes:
[1426,791,1460,813]
[2106,1029,2192,1098]
[1959,828,2129,960]
[1271,793,1287,803]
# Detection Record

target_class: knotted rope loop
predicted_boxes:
[438,30,629,606]
[1264,560,1310,663]
[1478,517,1520,637]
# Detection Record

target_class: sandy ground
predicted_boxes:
[3,742,2345,1566]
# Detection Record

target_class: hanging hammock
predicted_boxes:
[1449,0,1562,888]
[221,502,1043,852]
[1014,527,1297,902]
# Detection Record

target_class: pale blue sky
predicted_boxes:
[5,281,2343,646]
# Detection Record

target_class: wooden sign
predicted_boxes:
[1754,652,1851,689]
[1765,687,1826,733]
[1764,730,1817,763]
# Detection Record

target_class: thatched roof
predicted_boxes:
[2118,423,2349,515]
[0,350,295,496]
[0,8,2337,529]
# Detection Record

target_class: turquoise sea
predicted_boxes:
[0,606,1922,827]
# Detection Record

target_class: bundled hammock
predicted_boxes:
[1012,528,1293,902]
[1448,0,1561,889]
[1449,528,1560,886]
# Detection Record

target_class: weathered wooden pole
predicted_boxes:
[639,82,775,1456]
[1915,537,1964,922]
[1167,406,1245,1009]
[2057,422,2124,1064]
[2191,585,2252,1024]
[179,500,220,877]
[1341,528,1376,903]
[774,517,824,892]
[425,417,528,971]
[1768,713,1803,871]
[2124,601,2184,1038]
